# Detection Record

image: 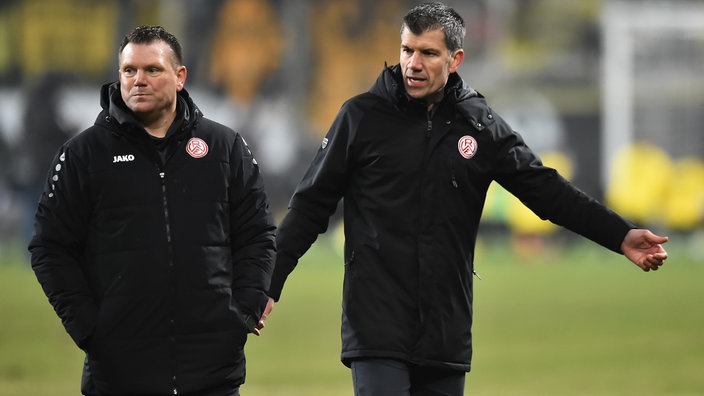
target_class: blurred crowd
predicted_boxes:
[0,0,702,254]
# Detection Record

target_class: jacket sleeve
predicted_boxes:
[28,145,98,350]
[228,134,277,324]
[490,115,635,253]
[268,104,353,301]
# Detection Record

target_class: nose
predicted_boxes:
[134,70,147,86]
[407,52,422,71]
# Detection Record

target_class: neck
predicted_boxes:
[427,95,444,111]
[140,110,176,138]
[426,88,445,110]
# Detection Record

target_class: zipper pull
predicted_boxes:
[473,270,482,280]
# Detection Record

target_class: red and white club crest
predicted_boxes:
[457,135,478,159]
[186,137,209,158]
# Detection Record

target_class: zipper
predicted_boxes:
[425,111,432,139]
[417,110,434,327]
[160,172,172,244]
[160,171,178,395]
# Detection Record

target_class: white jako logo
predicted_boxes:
[113,154,135,163]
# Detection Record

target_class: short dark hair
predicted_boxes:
[119,25,183,67]
[401,2,465,52]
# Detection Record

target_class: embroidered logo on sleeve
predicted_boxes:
[458,135,478,159]
[239,136,258,165]
[186,137,209,158]
[48,151,66,198]
[321,137,329,149]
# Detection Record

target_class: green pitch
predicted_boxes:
[1,233,702,396]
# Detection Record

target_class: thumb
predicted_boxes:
[644,230,669,244]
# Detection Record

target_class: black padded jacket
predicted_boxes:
[269,64,633,372]
[29,82,276,395]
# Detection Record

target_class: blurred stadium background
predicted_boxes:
[0,0,703,255]
[0,0,702,395]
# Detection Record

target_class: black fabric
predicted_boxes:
[351,359,465,396]
[270,64,634,371]
[149,95,188,165]
[30,83,276,395]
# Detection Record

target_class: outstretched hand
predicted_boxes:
[621,229,669,272]
[252,297,275,336]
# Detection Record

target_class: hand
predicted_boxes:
[621,229,669,272]
[253,297,275,336]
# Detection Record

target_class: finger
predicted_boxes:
[654,252,668,260]
[638,257,653,272]
[647,234,669,245]
[647,254,666,266]
[643,231,670,243]
[643,257,664,271]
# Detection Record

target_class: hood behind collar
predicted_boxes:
[370,64,493,131]
[370,63,479,109]
[97,82,200,132]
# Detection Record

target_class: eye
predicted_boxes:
[122,67,136,77]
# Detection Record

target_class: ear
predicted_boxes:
[176,65,187,91]
[449,49,464,73]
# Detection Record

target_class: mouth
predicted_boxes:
[406,76,426,87]
[131,92,152,99]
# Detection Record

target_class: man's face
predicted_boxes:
[119,41,186,122]
[400,27,464,106]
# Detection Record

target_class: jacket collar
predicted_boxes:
[370,63,478,110]
[370,64,492,131]
[97,82,200,138]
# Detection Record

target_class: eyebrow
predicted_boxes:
[401,44,440,54]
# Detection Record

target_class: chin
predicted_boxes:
[407,92,426,101]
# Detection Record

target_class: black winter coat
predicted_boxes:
[269,64,634,372]
[29,83,276,395]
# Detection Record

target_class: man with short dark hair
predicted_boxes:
[264,3,668,395]
[29,25,275,396]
